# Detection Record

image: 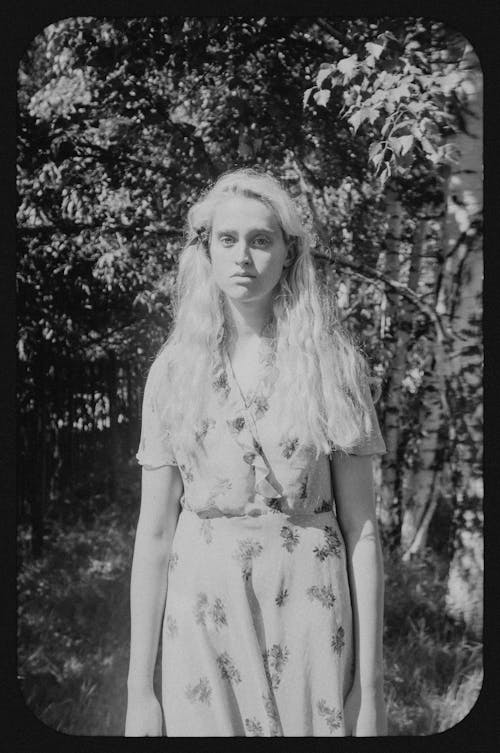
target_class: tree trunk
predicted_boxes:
[107,352,118,504]
[439,44,483,636]
[400,347,445,558]
[378,190,407,545]
[31,343,47,557]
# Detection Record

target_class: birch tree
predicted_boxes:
[304,18,483,592]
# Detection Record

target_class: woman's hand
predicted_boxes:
[344,682,387,736]
[125,688,164,736]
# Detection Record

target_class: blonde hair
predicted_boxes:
[153,168,373,459]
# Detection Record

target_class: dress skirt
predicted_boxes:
[162,508,354,737]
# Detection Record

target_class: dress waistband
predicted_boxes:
[179,505,335,524]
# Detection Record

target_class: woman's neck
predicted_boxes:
[224,296,273,344]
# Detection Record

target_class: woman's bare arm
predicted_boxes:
[125,464,183,735]
[330,452,387,735]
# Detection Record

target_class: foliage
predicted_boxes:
[17,467,141,734]
[17,16,391,531]
[304,19,469,188]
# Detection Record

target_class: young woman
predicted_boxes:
[125,169,387,737]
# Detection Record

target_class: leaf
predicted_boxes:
[337,54,358,79]
[367,106,380,124]
[368,141,382,160]
[391,135,414,156]
[347,106,374,133]
[407,101,426,115]
[303,87,315,107]
[391,84,411,100]
[391,119,415,136]
[313,89,331,107]
[371,150,384,170]
[347,109,364,133]
[365,41,384,59]
[419,135,436,155]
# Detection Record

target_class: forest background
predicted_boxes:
[16,16,483,736]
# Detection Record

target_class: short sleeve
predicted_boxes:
[136,358,178,469]
[349,385,386,456]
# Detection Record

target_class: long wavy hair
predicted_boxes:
[152,168,374,459]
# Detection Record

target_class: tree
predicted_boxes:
[304,18,482,632]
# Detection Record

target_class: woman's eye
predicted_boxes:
[252,236,271,247]
[220,236,235,247]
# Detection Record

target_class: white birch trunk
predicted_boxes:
[438,44,483,636]
[378,190,405,540]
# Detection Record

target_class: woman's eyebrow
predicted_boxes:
[215,227,276,236]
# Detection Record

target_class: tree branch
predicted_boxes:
[315,19,351,51]
[292,157,330,246]
[18,221,182,238]
[313,249,452,343]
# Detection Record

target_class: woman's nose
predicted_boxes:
[234,240,251,264]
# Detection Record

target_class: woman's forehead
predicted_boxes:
[211,195,280,231]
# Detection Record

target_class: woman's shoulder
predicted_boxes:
[144,348,172,402]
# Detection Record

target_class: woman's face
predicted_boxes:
[209,195,289,306]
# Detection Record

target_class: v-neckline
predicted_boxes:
[225,351,259,417]
[225,334,277,411]
[222,350,284,501]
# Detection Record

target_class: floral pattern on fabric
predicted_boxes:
[195,418,216,444]
[227,416,246,434]
[306,584,336,609]
[266,498,284,513]
[263,644,290,690]
[185,677,212,705]
[245,717,264,736]
[194,593,228,630]
[263,691,282,736]
[313,526,343,561]
[280,525,300,552]
[317,699,343,733]
[216,651,242,684]
[314,499,332,514]
[331,626,345,655]
[138,335,386,736]
[232,538,264,580]
[280,438,299,459]
[275,587,289,606]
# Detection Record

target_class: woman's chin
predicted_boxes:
[223,281,260,300]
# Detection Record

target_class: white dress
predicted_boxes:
[136,347,386,736]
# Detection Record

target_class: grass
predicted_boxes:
[17,472,482,736]
[383,549,483,735]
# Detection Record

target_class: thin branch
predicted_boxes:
[292,158,330,246]
[18,222,182,238]
[339,299,362,323]
[315,19,351,50]
[313,249,452,344]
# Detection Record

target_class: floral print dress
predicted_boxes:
[136,339,386,737]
